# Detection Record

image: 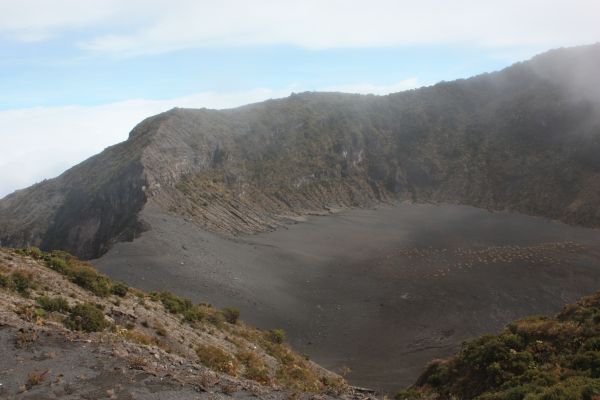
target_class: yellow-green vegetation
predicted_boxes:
[266,328,286,344]
[182,304,209,323]
[1,247,347,394]
[398,291,600,400]
[222,307,240,324]
[10,270,36,295]
[15,304,45,323]
[18,247,116,297]
[110,282,129,297]
[15,329,38,349]
[0,272,9,288]
[237,350,271,384]
[64,302,108,332]
[150,290,230,328]
[196,344,240,375]
[267,340,324,392]
[37,295,70,313]
[152,291,193,314]
[25,370,47,389]
[120,328,168,350]
[232,325,340,392]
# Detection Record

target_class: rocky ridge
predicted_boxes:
[1,44,600,259]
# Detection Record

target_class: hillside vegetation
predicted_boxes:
[397,290,600,400]
[0,44,599,259]
[0,247,364,399]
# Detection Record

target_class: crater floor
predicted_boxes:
[94,202,600,392]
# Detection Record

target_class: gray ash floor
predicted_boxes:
[94,202,600,393]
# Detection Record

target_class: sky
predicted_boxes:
[1,0,599,197]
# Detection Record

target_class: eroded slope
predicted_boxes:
[0,247,366,399]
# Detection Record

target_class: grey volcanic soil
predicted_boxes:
[94,203,600,393]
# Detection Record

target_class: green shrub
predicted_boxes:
[266,329,286,344]
[111,282,129,297]
[0,273,11,288]
[222,307,240,324]
[11,270,36,295]
[25,247,44,259]
[37,296,70,313]
[183,305,208,322]
[49,257,68,273]
[207,311,225,326]
[158,291,192,314]
[196,344,238,375]
[572,351,600,377]
[238,350,270,384]
[584,337,600,352]
[46,254,112,297]
[65,303,108,332]
[71,267,111,297]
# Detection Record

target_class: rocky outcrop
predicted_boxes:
[1,44,599,258]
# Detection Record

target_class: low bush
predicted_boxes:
[25,370,47,388]
[222,307,240,324]
[71,266,111,297]
[11,270,36,295]
[15,329,38,349]
[65,303,108,332]
[207,311,226,326]
[121,329,155,346]
[196,344,239,375]
[266,328,286,344]
[183,305,208,322]
[45,253,112,296]
[37,296,70,313]
[111,282,129,297]
[48,257,68,273]
[24,247,44,259]
[0,273,11,288]
[238,350,270,383]
[276,362,321,392]
[157,291,192,314]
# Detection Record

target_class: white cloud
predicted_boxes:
[0,88,287,197]
[0,0,125,42]
[1,1,599,53]
[0,81,417,198]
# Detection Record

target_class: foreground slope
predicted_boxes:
[398,290,600,400]
[0,247,365,399]
[1,44,600,259]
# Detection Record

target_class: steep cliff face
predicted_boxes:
[141,45,600,236]
[0,115,158,258]
[1,44,599,258]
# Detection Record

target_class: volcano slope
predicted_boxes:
[0,247,362,399]
[1,44,600,258]
[1,44,600,392]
